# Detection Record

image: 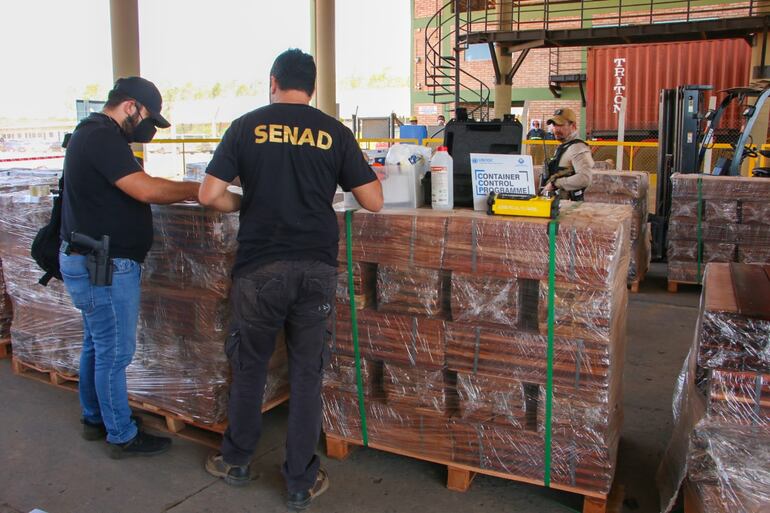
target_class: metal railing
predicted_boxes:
[140,137,767,180]
[549,47,585,77]
[468,0,764,34]
[423,0,492,120]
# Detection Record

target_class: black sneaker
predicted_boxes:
[81,415,143,441]
[205,453,259,487]
[287,468,329,511]
[108,431,171,459]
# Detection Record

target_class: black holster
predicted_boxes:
[70,232,113,286]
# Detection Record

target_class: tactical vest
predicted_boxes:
[544,138,588,201]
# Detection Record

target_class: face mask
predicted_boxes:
[130,117,157,143]
[123,105,158,143]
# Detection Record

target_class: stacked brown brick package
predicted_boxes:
[323,203,631,496]
[0,184,288,426]
[585,170,650,286]
[668,174,770,284]
[657,263,770,512]
[0,171,64,349]
[0,189,82,374]
[128,203,289,425]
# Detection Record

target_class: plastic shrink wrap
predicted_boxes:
[533,166,648,286]
[130,204,289,424]
[0,171,63,348]
[657,263,770,513]
[668,174,770,284]
[0,180,289,425]
[584,170,650,285]
[0,186,82,375]
[324,203,630,495]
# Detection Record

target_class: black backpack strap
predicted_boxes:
[552,138,586,166]
[39,272,54,286]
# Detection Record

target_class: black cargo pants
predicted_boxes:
[221,260,336,494]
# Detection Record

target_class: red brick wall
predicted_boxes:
[459,47,553,90]
[415,0,444,19]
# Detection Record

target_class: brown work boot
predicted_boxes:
[205,453,259,487]
[286,468,329,511]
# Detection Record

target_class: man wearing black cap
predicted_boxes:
[59,76,200,458]
[541,107,593,200]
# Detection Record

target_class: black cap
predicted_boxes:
[112,76,170,128]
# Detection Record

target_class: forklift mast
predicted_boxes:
[726,86,770,176]
[651,85,711,261]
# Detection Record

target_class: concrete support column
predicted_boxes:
[109,0,143,161]
[314,0,336,117]
[109,0,140,80]
[493,3,513,120]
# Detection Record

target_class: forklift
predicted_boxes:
[651,83,770,261]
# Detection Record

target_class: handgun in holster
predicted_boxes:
[70,232,113,286]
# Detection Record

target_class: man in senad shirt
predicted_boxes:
[198,49,382,510]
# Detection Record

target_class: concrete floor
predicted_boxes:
[0,263,699,513]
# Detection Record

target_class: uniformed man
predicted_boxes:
[198,49,383,511]
[540,107,593,200]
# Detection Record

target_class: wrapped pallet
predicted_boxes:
[324,203,631,500]
[667,174,770,286]
[535,165,648,288]
[0,190,83,374]
[584,170,650,288]
[0,186,289,427]
[128,203,289,425]
[657,263,770,512]
[0,171,65,355]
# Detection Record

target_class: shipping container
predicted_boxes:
[586,39,751,140]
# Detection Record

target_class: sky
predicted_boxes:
[0,0,410,121]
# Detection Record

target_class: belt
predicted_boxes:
[60,240,86,255]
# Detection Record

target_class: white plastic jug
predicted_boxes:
[430,146,454,210]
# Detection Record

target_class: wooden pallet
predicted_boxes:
[628,268,648,294]
[0,337,11,359]
[11,357,79,391]
[667,279,702,293]
[10,356,289,449]
[127,391,289,450]
[325,433,624,513]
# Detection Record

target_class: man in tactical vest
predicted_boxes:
[540,107,593,200]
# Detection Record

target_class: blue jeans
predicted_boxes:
[59,252,141,444]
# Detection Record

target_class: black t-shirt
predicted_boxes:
[60,113,153,262]
[206,103,376,276]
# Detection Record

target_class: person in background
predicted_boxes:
[540,107,593,200]
[59,77,200,458]
[527,119,545,139]
[198,48,383,511]
[409,115,418,125]
[437,114,446,126]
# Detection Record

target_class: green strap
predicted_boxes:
[345,209,369,445]
[696,176,703,284]
[544,220,557,487]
